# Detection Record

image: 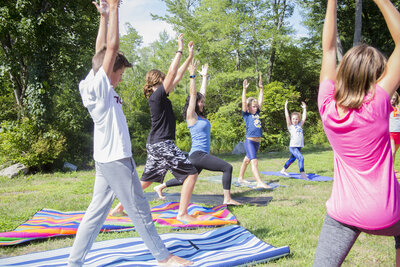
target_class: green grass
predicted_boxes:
[0,146,396,266]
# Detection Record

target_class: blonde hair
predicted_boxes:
[335,44,387,109]
[143,69,165,99]
[291,112,301,120]
[247,97,257,108]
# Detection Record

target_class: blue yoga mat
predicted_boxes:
[0,225,290,266]
[261,171,333,181]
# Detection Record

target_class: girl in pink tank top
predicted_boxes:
[314,0,400,266]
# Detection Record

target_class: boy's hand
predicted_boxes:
[177,33,184,52]
[243,79,249,90]
[93,0,109,17]
[188,41,194,58]
[258,72,263,88]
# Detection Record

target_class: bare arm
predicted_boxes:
[300,101,307,126]
[102,0,119,78]
[169,41,195,91]
[320,0,337,83]
[284,100,291,127]
[163,34,184,93]
[93,0,109,53]
[374,0,400,97]
[198,64,208,97]
[258,73,264,109]
[186,59,199,127]
[242,79,249,112]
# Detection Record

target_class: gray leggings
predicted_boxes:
[313,214,400,267]
[68,158,170,267]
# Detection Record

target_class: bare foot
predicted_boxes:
[256,182,271,189]
[154,184,166,200]
[280,168,289,176]
[300,172,309,180]
[109,210,128,217]
[223,199,241,206]
[177,214,198,223]
[158,254,193,266]
[237,178,250,184]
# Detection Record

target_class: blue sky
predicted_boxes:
[119,0,308,47]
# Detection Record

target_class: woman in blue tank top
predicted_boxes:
[153,61,240,205]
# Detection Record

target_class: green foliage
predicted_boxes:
[0,118,66,169]
[175,121,191,152]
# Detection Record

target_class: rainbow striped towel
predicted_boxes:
[0,202,236,246]
[0,225,290,266]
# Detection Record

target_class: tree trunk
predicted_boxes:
[353,0,362,46]
[336,31,343,62]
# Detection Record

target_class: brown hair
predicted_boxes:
[392,91,400,107]
[92,47,132,74]
[143,69,165,99]
[335,44,387,109]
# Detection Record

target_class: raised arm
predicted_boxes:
[242,79,249,112]
[102,0,119,78]
[284,100,291,127]
[258,73,264,110]
[186,59,199,127]
[374,0,400,97]
[198,64,208,97]
[163,34,184,93]
[300,101,307,126]
[93,0,109,53]
[169,41,195,91]
[320,0,337,83]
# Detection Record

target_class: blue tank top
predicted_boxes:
[242,109,262,138]
[188,116,211,155]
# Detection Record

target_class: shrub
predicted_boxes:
[0,118,66,169]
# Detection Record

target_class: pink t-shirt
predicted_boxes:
[318,79,400,230]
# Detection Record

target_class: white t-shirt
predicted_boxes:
[79,67,132,163]
[288,124,304,147]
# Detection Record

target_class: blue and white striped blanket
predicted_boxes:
[0,225,290,266]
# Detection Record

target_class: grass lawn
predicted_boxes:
[0,145,396,266]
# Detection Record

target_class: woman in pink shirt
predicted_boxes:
[315,0,400,266]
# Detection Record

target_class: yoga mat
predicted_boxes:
[145,192,273,206]
[0,202,236,246]
[261,171,333,181]
[202,175,285,190]
[0,225,290,266]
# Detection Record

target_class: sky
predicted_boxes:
[118,0,308,47]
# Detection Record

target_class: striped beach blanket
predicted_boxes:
[0,202,236,246]
[0,225,290,266]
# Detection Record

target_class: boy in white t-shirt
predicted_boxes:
[280,100,308,180]
[68,1,192,266]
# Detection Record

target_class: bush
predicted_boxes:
[0,118,66,169]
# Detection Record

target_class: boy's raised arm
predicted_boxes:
[102,0,119,78]
[93,0,109,53]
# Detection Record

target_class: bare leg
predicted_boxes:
[300,171,308,180]
[250,159,270,189]
[141,181,153,190]
[223,189,241,205]
[238,157,250,184]
[177,173,198,222]
[154,183,167,200]
[396,249,400,267]
[158,254,193,266]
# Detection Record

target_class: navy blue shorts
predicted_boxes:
[244,139,260,160]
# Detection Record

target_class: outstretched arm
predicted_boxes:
[375,0,400,97]
[169,41,195,91]
[163,34,184,93]
[93,0,109,53]
[186,59,199,127]
[198,64,208,97]
[300,101,307,126]
[284,100,291,127]
[102,0,119,78]
[258,73,264,110]
[320,0,337,83]
[242,79,249,112]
